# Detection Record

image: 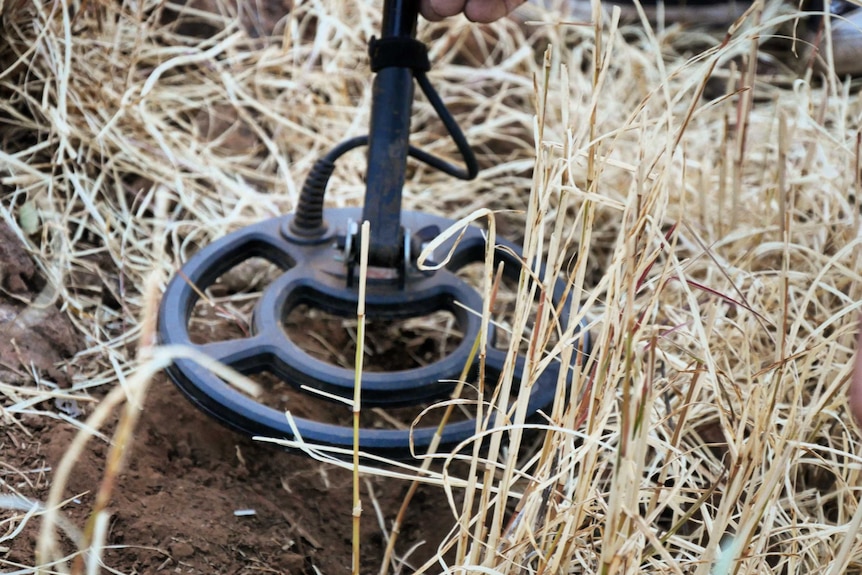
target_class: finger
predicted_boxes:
[419,0,444,21]
[463,0,527,23]
[463,0,509,23]
[420,0,467,20]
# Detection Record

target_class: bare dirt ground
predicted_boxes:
[1,219,464,574]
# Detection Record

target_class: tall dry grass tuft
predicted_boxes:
[1,0,860,573]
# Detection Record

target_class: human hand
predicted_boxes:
[419,0,527,23]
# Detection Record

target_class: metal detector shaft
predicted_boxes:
[361,0,419,267]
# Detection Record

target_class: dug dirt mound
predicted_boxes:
[6,374,463,574]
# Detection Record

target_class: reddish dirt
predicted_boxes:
[1,223,464,575]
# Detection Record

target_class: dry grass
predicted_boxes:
[1,0,861,573]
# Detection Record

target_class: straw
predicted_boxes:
[2,0,861,573]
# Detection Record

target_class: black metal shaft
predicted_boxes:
[361,0,419,267]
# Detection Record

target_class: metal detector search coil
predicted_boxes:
[157,0,591,461]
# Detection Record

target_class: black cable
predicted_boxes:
[413,71,479,181]
[291,136,368,235]
[291,65,479,236]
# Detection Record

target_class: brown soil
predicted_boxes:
[0,222,466,575]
